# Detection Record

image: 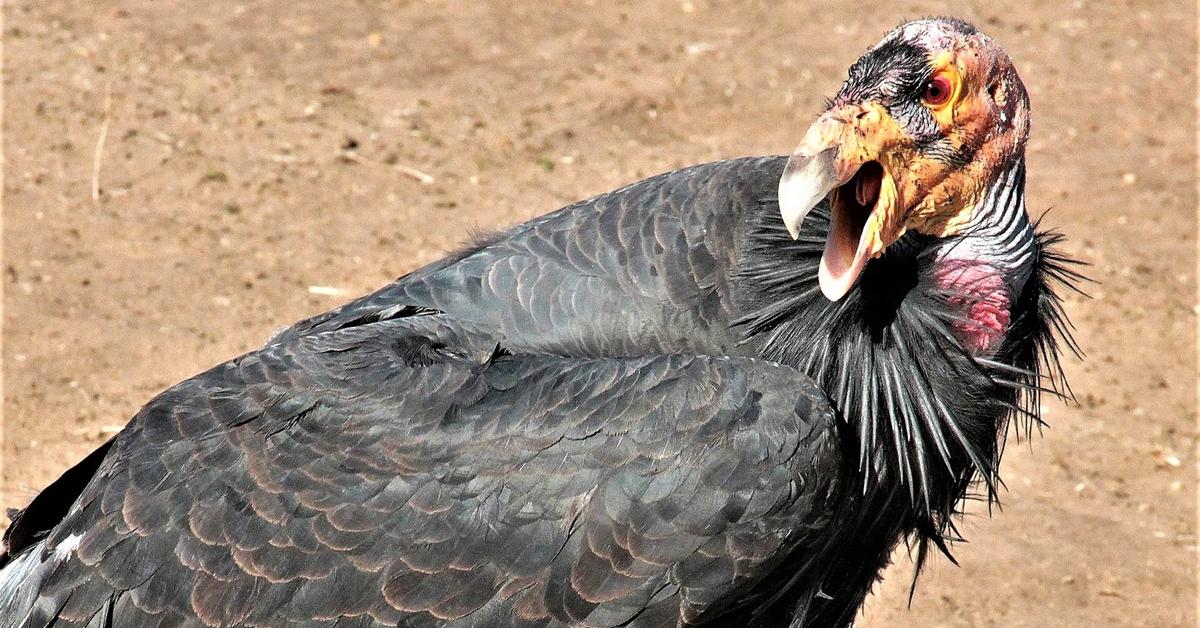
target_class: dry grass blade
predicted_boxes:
[91,82,112,205]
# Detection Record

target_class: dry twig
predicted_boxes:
[91,82,112,205]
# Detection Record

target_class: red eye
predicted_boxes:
[923,74,953,106]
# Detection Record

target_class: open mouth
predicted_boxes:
[777,140,902,301]
[821,161,885,294]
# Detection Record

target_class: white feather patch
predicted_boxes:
[52,533,83,560]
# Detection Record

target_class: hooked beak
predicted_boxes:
[778,103,909,301]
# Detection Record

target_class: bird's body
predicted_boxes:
[0,19,1078,628]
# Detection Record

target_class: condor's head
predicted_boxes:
[779,18,1030,301]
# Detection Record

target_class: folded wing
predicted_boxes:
[1,315,841,627]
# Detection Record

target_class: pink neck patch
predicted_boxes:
[935,261,1012,355]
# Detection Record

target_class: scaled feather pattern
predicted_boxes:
[0,155,1079,627]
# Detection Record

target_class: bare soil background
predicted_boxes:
[2,1,1196,626]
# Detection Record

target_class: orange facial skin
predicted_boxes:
[903,46,1025,239]
[778,22,1030,301]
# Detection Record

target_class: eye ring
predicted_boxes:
[922,74,953,107]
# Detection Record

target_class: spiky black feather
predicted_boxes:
[733,197,1082,585]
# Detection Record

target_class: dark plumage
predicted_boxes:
[0,18,1079,628]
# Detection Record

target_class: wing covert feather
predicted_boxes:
[3,314,840,627]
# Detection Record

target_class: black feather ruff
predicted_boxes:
[732,198,1083,578]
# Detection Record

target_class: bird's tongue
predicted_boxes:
[856,166,882,207]
[818,162,890,301]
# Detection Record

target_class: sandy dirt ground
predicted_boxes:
[2,1,1196,626]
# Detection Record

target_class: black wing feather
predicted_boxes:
[272,158,781,358]
[1,315,841,627]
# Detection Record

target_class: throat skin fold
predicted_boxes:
[934,158,1035,355]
